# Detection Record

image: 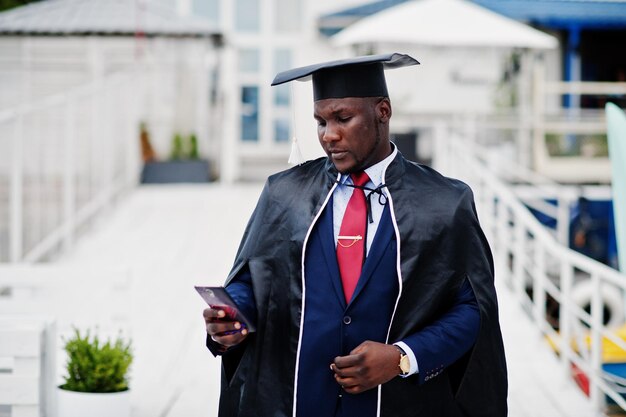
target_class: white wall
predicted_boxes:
[287,42,509,162]
[178,0,532,177]
[0,35,219,173]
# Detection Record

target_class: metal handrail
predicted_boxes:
[0,73,141,263]
[436,125,626,413]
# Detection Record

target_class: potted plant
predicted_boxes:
[140,130,212,183]
[57,329,133,417]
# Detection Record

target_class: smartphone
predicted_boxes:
[195,286,256,333]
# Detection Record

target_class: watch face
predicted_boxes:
[400,355,410,374]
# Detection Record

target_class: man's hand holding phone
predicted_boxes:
[203,306,249,348]
[196,286,254,350]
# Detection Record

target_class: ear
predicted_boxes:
[376,98,392,123]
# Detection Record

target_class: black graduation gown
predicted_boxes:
[213,152,507,417]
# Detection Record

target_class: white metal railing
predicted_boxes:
[445,118,613,253]
[0,73,141,263]
[435,123,626,414]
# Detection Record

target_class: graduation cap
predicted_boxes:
[273,53,419,165]
[271,52,419,101]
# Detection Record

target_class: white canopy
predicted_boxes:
[332,0,558,49]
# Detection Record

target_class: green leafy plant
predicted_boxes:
[188,133,199,159]
[60,329,133,393]
[170,133,185,160]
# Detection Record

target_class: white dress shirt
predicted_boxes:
[331,144,419,376]
[332,146,397,254]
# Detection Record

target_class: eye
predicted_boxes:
[316,120,326,128]
[338,116,352,123]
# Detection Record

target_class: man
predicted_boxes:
[204,53,507,417]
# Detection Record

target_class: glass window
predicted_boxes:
[274,49,291,72]
[274,0,301,32]
[274,118,290,142]
[274,85,290,107]
[241,86,259,141]
[235,0,260,32]
[192,0,219,25]
[274,49,292,106]
[239,49,260,73]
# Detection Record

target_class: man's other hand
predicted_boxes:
[331,340,401,394]
[204,307,248,348]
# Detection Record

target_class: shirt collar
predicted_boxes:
[339,142,398,187]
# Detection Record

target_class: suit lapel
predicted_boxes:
[349,204,394,305]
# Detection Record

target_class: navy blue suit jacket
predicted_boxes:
[222,198,480,415]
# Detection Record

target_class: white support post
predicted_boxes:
[63,97,76,253]
[513,216,526,300]
[589,273,605,412]
[10,114,24,263]
[495,201,510,284]
[559,259,574,378]
[532,61,545,172]
[533,242,547,331]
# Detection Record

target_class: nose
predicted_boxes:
[321,122,339,143]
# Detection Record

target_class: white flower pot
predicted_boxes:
[57,388,130,417]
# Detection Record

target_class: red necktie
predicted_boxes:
[337,172,370,303]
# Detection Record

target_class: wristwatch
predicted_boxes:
[396,346,410,376]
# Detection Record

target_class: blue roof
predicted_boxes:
[472,0,626,29]
[321,0,407,18]
[318,0,407,36]
[319,0,626,35]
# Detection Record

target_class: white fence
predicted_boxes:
[0,265,132,417]
[436,125,626,414]
[0,318,56,417]
[0,74,141,263]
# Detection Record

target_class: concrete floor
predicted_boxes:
[56,184,602,417]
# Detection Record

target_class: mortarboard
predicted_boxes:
[271,52,419,101]
[272,53,419,165]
